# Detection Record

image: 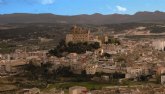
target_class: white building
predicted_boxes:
[27,50,47,59]
[0,59,26,74]
[69,86,87,94]
[97,66,117,74]
[22,88,40,94]
[0,54,2,59]
[161,75,165,84]
[152,40,165,51]
[125,67,143,79]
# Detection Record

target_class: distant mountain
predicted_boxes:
[0,11,165,24]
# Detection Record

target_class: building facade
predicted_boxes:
[65,26,108,45]
[69,86,87,94]
[152,40,165,51]
[66,26,90,43]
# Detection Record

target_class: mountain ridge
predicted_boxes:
[0,11,165,24]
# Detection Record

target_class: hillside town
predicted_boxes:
[1,25,165,94]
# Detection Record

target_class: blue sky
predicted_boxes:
[0,0,165,15]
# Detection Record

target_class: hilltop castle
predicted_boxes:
[66,26,90,43]
[66,26,108,44]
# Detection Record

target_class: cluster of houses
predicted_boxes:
[0,49,48,76]
[1,35,163,83]
[2,26,165,93]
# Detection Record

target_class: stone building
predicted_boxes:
[85,64,98,75]
[125,67,143,79]
[65,26,108,45]
[66,26,90,43]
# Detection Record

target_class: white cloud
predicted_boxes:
[41,0,55,5]
[116,5,127,12]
